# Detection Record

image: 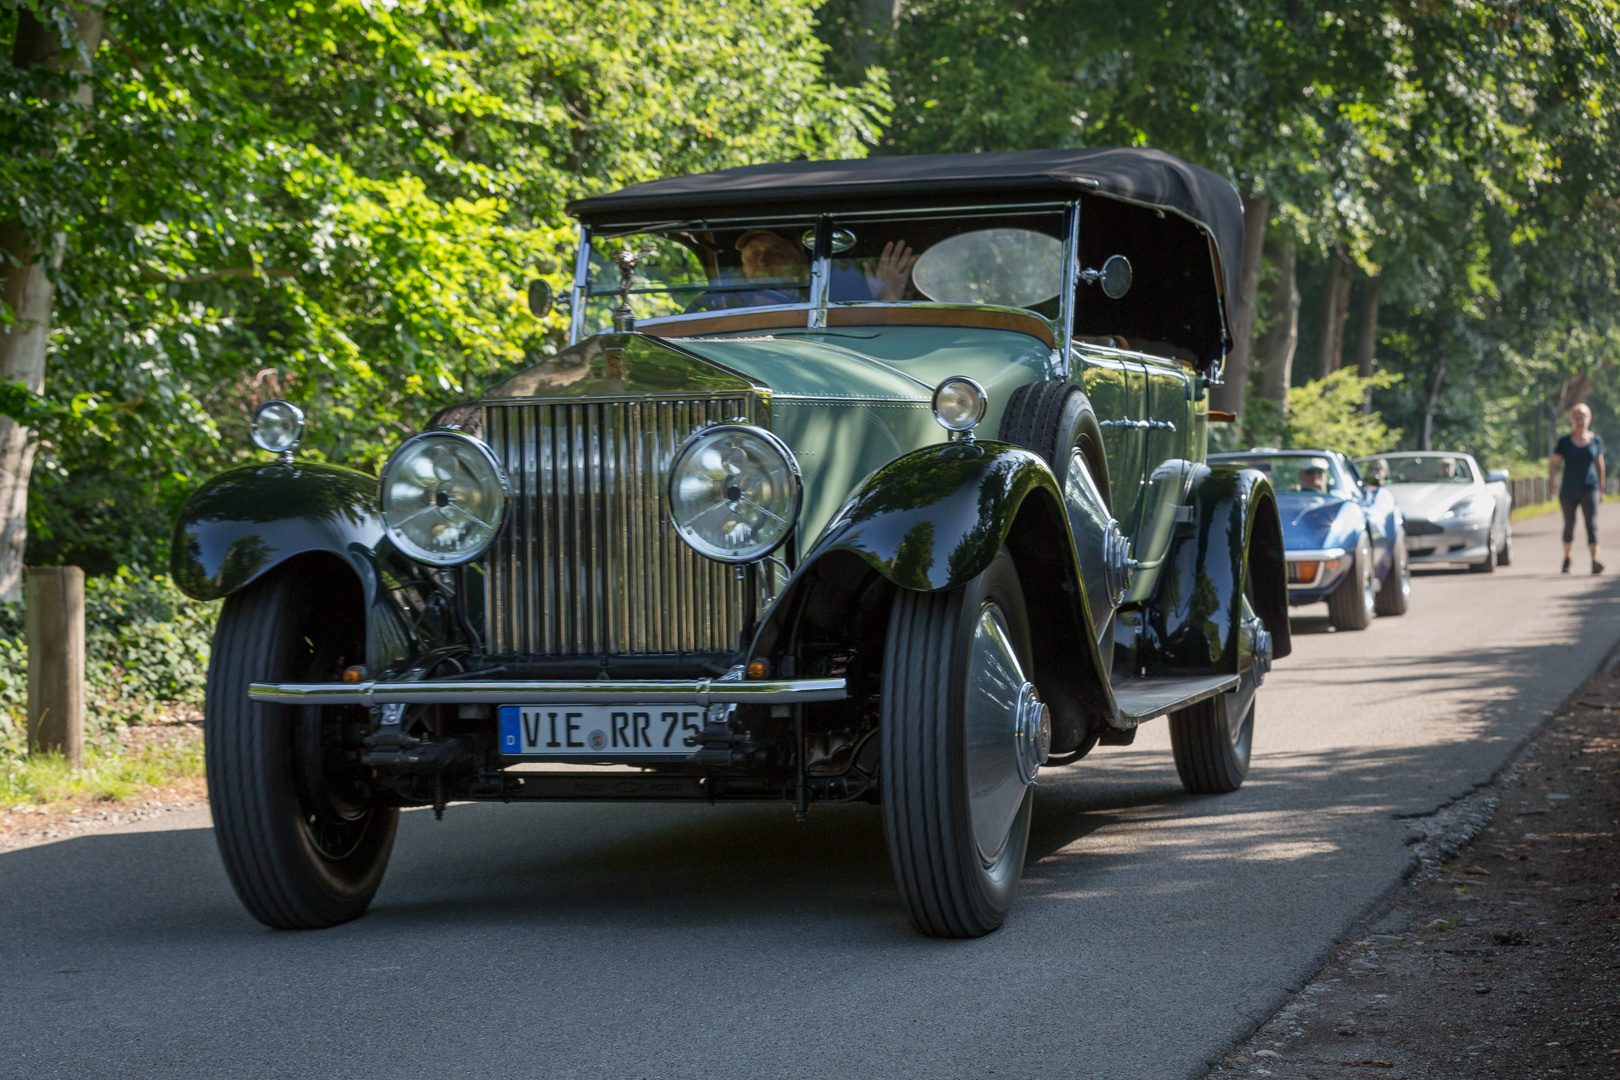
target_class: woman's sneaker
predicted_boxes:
[1563,557,1572,573]
[1594,560,1605,575]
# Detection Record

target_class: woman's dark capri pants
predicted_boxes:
[1561,489,1600,545]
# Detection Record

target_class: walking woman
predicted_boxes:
[1550,403,1606,574]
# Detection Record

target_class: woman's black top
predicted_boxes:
[1556,432,1605,493]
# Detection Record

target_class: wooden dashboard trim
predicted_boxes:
[638,305,1058,349]
[640,310,810,338]
[827,306,1056,347]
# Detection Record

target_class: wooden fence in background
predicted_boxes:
[1508,475,1620,508]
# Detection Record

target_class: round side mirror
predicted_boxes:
[1100,254,1133,300]
[527,279,553,318]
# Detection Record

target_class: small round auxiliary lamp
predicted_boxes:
[931,377,987,441]
[251,400,305,464]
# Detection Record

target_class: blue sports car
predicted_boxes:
[1209,449,1409,630]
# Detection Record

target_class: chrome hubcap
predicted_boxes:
[965,602,1043,868]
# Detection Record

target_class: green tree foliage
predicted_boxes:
[2,0,887,574]
[1279,370,1402,458]
[826,0,1620,468]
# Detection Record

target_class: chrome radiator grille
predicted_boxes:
[482,396,758,656]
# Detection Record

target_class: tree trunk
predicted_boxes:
[1558,373,1592,414]
[0,4,103,602]
[1421,358,1446,450]
[1351,274,1380,413]
[1209,192,1269,429]
[856,0,903,71]
[1316,247,1353,378]
[1253,234,1299,414]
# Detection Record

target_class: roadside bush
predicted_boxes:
[0,571,217,753]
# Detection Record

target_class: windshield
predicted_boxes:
[580,208,1068,334]
[1222,455,1348,495]
[825,211,1065,312]
[1373,455,1475,484]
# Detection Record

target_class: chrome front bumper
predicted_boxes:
[249,677,848,707]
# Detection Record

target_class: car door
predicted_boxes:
[1127,356,1196,602]
[1074,349,1148,536]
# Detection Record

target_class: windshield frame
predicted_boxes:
[568,201,1080,351]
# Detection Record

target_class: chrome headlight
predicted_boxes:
[251,400,305,455]
[379,431,508,566]
[667,423,801,563]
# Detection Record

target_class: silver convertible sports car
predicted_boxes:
[1354,452,1512,572]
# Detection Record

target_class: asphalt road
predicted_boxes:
[6,506,1620,1080]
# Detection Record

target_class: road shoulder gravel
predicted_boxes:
[1208,649,1620,1078]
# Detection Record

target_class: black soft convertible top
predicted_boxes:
[567,149,1244,305]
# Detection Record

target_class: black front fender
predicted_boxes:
[803,441,1060,593]
[169,463,448,674]
[169,463,386,601]
[1143,465,1291,674]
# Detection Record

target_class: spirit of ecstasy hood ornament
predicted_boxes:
[611,246,655,332]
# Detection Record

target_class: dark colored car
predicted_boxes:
[174,149,1290,937]
[1211,449,1408,629]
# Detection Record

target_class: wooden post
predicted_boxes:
[27,566,85,767]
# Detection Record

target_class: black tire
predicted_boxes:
[882,550,1038,938]
[1496,520,1513,566]
[1469,529,1497,573]
[999,380,1111,509]
[206,563,398,929]
[1170,570,1262,794]
[1327,531,1376,630]
[998,378,1117,692]
[1374,529,1410,617]
[1169,688,1252,794]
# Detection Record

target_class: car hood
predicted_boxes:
[1276,492,1357,551]
[1386,482,1481,520]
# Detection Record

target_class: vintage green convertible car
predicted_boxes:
[173,148,1289,936]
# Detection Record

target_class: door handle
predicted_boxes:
[1099,420,1175,431]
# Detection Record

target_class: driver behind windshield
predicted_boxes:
[728,230,810,307]
[1298,465,1328,493]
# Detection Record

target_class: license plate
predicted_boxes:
[499,705,705,757]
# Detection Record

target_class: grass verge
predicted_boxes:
[0,721,204,809]
[1512,497,1560,522]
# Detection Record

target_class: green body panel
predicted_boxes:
[1074,350,1147,528]
[674,327,1060,548]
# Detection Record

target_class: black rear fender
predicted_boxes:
[1142,465,1291,674]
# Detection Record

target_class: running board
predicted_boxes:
[1112,674,1239,723]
